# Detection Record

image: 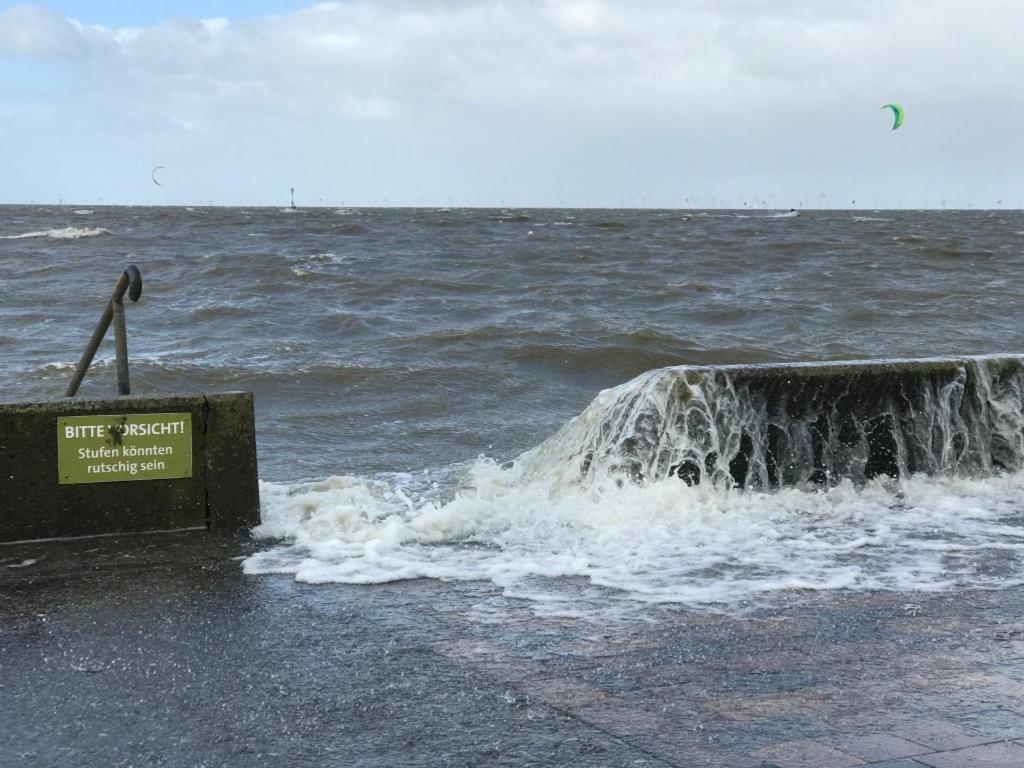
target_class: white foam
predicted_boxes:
[290,252,353,267]
[246,461,1024,614]
[39,361,78,371]
[5,558,37,569]
[73,209,93,215]
[2,226,112,240]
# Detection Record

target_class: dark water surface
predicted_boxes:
[2,206,1020,480]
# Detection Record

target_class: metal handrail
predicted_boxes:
[65,265,143,397]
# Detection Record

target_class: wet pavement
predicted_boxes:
[4,533,1024,767]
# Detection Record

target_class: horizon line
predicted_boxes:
[0,203,1018,212]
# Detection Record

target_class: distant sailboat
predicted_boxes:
[290,187,296,210]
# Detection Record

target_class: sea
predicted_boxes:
[4,205,1024,619]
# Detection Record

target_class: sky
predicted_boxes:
[0,0,1022,207]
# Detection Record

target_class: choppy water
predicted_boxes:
[3,205,1024,615]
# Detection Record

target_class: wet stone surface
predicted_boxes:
[4,533,1024,767]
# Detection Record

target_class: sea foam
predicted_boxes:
[246,360,1024,614]
[2,226,112,240]
[245,463,1024,614]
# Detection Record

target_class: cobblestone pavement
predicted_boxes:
[4,532,1024,767]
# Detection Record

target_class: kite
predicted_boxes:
[880,104,904,131]
[151,166,165,185]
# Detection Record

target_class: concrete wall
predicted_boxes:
[0,392,259,542]
[562,355,1024,489]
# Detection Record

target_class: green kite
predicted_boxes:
[880,103,904,130]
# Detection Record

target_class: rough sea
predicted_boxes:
[4,205,1024,619]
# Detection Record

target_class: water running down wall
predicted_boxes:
[248,355,1024,609]
[521,356,1024,490]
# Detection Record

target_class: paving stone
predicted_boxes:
[753,738,865,768]
[14,535,1024,768]
[891,719,992,751]
[914,740,1024,767]
[514,675,613,708]
[829,733,929,761]
[568,698,674,736]
[622,736,761,768]
[954,708,1024,740]
[431,637,545,682]
[705,690,832,722]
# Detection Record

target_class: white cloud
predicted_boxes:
[0,5,82,56]
[1,1,1022,205]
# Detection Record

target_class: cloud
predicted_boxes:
[5,1,1023,119]
[1,1,1022,205]
[0,5,83,56]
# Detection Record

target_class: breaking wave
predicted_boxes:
[2,226,112,240]
[246,356,1024,615]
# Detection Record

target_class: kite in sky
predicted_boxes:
[880,103,904,130]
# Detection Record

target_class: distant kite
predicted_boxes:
[151,166,165,185]
[880,104,904,130]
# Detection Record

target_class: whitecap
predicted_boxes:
[246,461,1024,616]
[1,226,112,240]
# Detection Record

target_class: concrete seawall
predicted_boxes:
[542,355,1024,488]
[0,392,259,542]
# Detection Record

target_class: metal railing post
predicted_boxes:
[112,296,130,395]
[65,265,143,397]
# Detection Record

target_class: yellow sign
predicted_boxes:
[57,413,193,484]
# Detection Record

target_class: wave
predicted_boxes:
[335,223,368,236]
[246,463,1024,617]
[506,344,686,379]
[516,356,1024,488]
[1,226,112,240]
[492,212,531,223]
[24,358,495,393]
[246,355,1024,615]
[291,252,352,265]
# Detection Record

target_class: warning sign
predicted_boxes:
[57,413,193,484]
